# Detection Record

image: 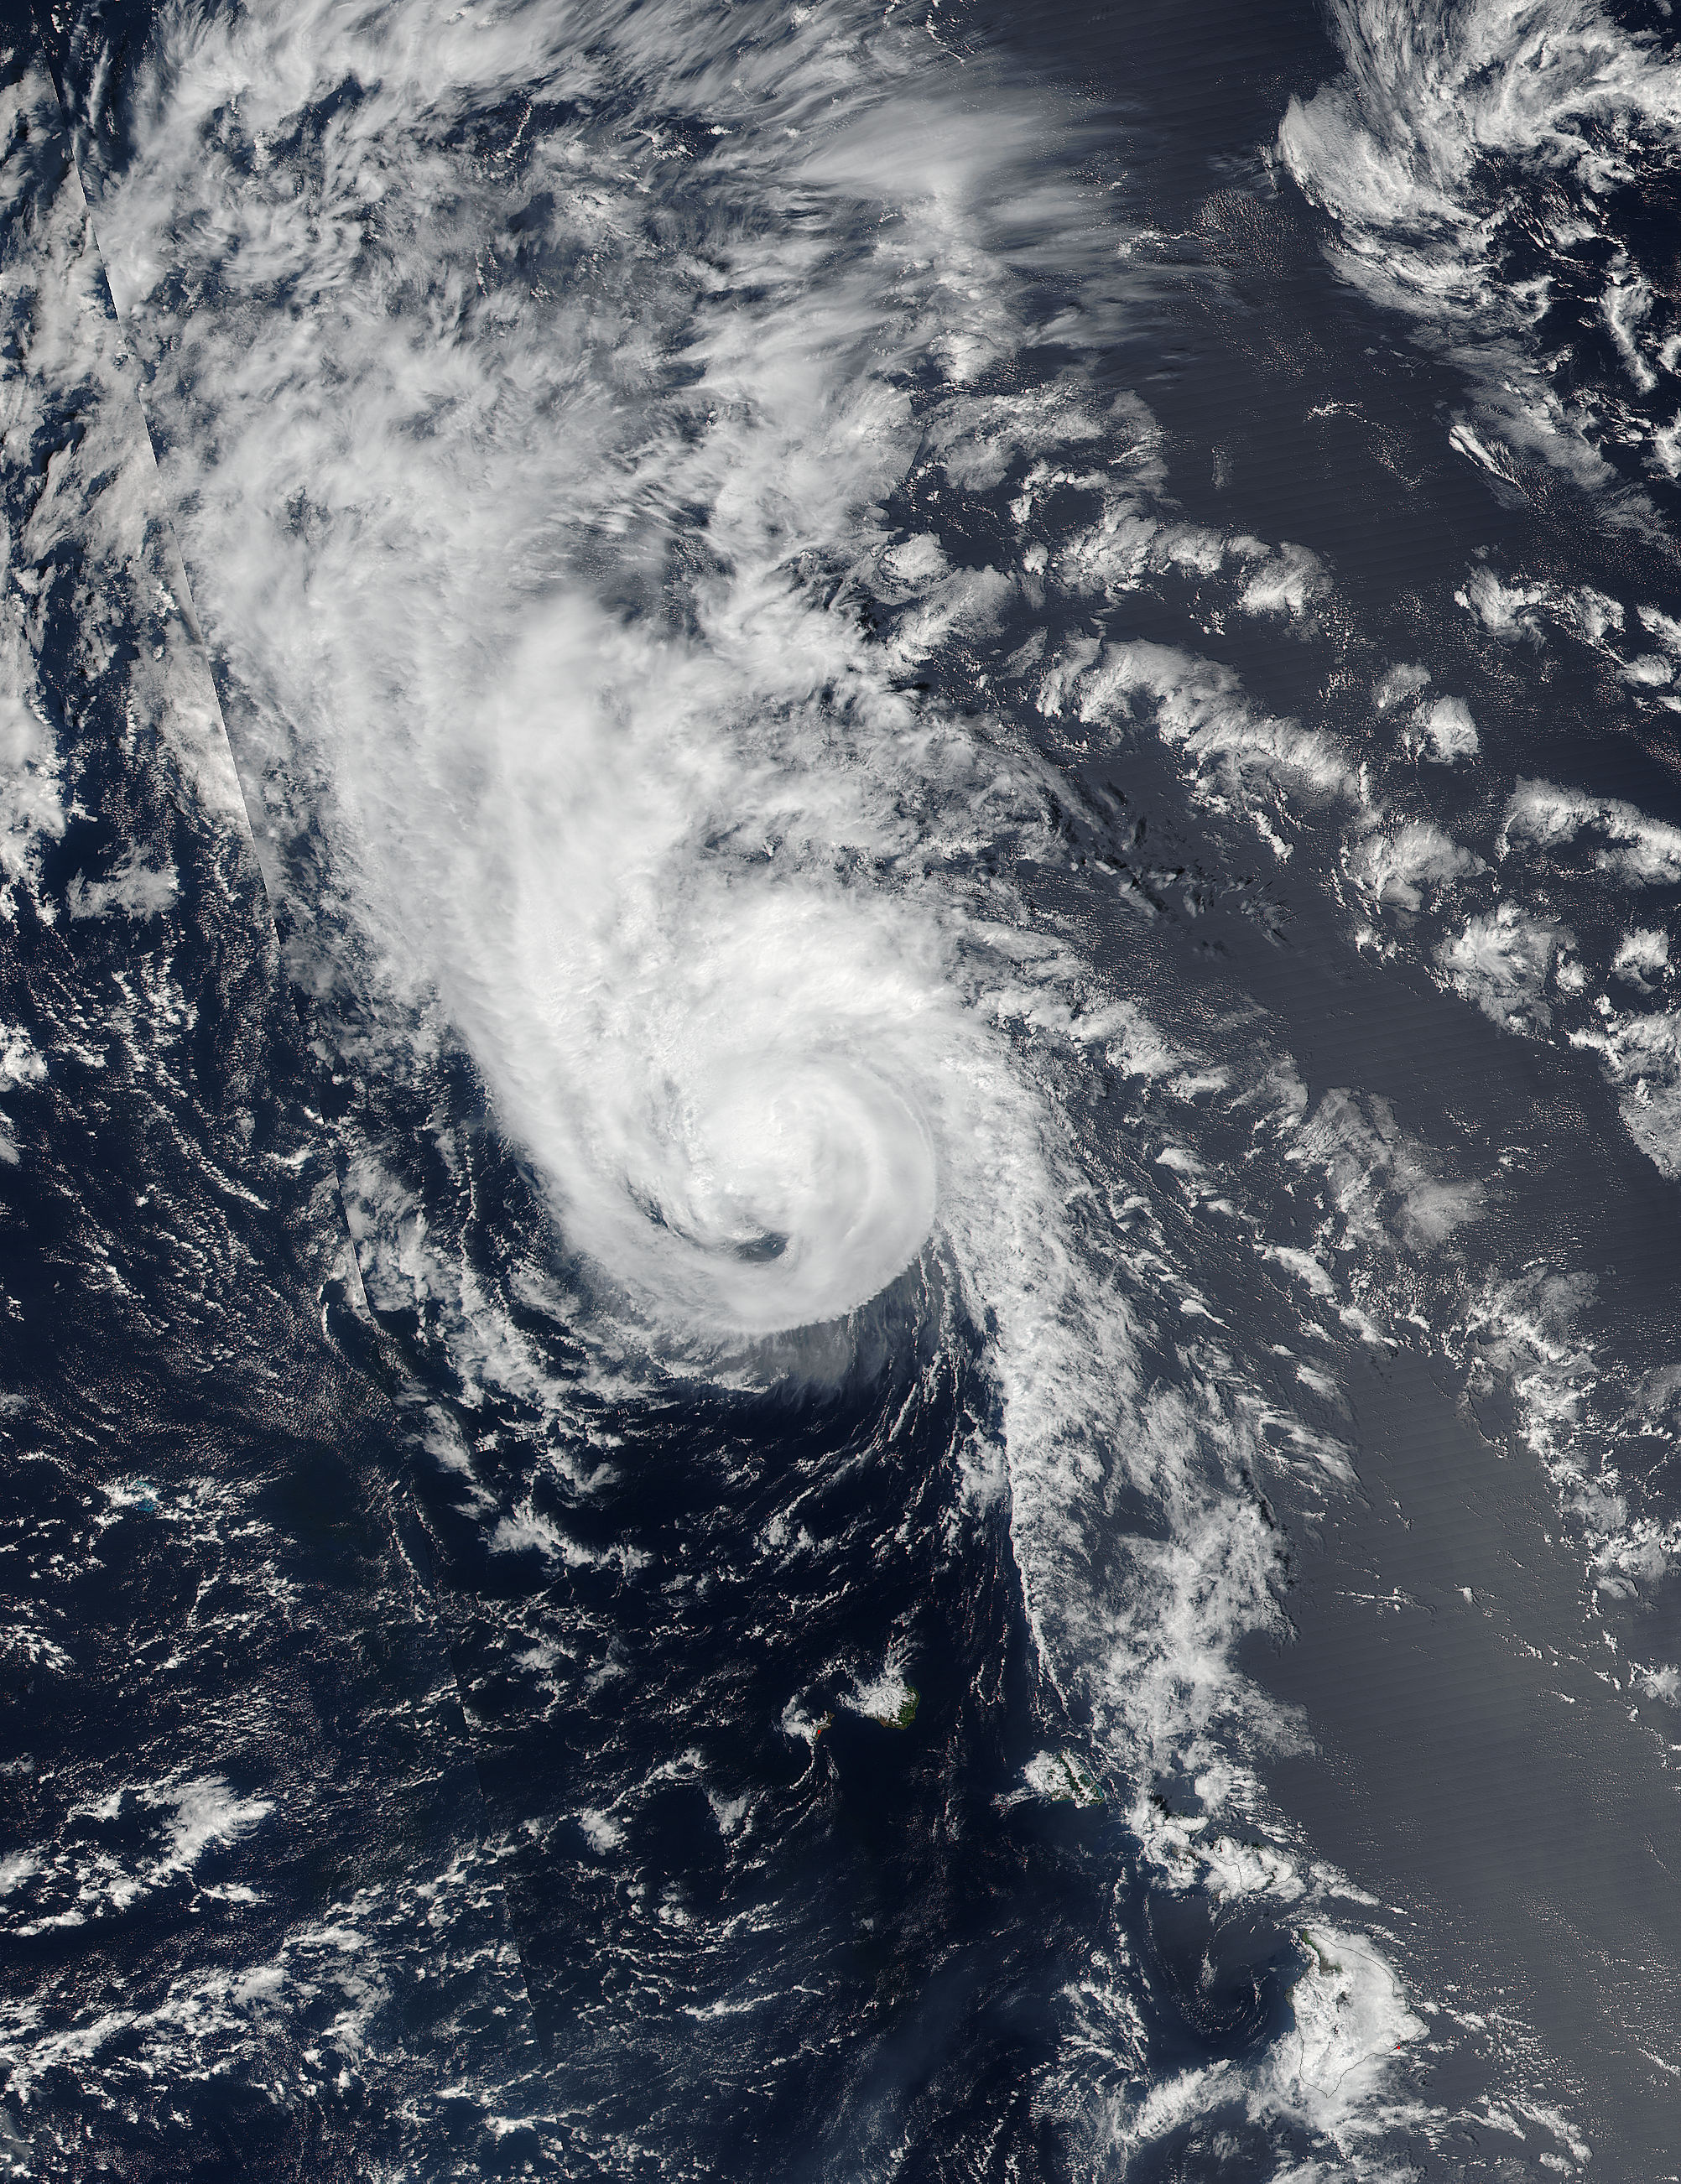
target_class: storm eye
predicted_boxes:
[600,1054,938,1334]
[730,1230,788,1263]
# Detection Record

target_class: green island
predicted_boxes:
[1054,1753,1104,1806]
[1297,1930,1342,1977]
[870,1685,919,1729]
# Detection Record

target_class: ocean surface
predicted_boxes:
[5,0,1681,2176]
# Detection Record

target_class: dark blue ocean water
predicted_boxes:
[8,1,1681,2176]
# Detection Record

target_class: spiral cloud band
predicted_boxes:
[63,0,1481,2161]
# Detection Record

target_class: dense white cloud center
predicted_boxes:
[96,0,1093,1336]
[448,614,950,1330]
[56,0,1491,2151]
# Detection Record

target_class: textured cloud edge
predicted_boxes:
[33,0,1681,2169]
